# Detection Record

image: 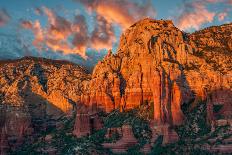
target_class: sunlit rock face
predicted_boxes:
[0,57,90,152]
[81,19,232,126]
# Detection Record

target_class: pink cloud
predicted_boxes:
[21,7,87,58]
[21,20,33,29]
[227,0,232,4]
[21,6,119,59]
[20,1,156,58]
[218,12,228,21]
[205,0,222,3]
[176,1,216,30]
[76,0,156,29]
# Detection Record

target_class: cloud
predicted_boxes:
[0,32,105,70]
[21,7,88,59]
[72,15,89,56]
[90,15,116,51]
[0,9,10,27]
[76,0,156,29]
[21,20,44,49]
[21,6,119,59]
[20,1,156,59]
[42,6,72,40]
[21,20,33,29]
[218,12,228,21]
[176,1,216,30]
[227,0,232,4]
[34,7,43,15]
[205,0,222,3]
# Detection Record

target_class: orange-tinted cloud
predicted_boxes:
[21,7,88,59]
[21,20,33,29]
[42,6,72,40]
[176,1,215,30]
[218,12,228,21]
[0,9,10,27]
[21,20,44,50]
[76,0,156,29]
[21,1,156,59]
[21,6,118,59]
[31,20,44,50]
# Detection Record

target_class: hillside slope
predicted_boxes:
[0,56,90,152]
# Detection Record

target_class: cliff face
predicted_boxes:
[80,19,232,126]
[0,57,90,152]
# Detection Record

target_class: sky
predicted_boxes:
[0,0,231,67]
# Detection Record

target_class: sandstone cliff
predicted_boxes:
[80,19,232,127]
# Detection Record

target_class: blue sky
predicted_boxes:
[0,0,231,66]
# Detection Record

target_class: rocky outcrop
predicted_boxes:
[105,127,122,139]
[0,57,90,152]
[80,19,232,128]
[103,125,138,153]
[207,89,232,129]
[73,107,103,137]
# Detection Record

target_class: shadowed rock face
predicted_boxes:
[103,125,138,153]
[80,19,232,126]
[207,89,232,127]
[0,57,90,152]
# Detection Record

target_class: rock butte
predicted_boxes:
[76,18,232,132]
[0,18,232,153]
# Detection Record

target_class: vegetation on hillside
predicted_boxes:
[12,100,231,155]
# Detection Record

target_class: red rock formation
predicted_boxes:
[161,124,179,145]
[73,113,91,137]
[0,105,8,155]
[103,125,138,153]
[80,19,232,128]
[207,89,232,129]
[0,57,90,151]
[0,19,232,152]
[73,105,103,137]
[105,128,122,139]
[0,128,9,155]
